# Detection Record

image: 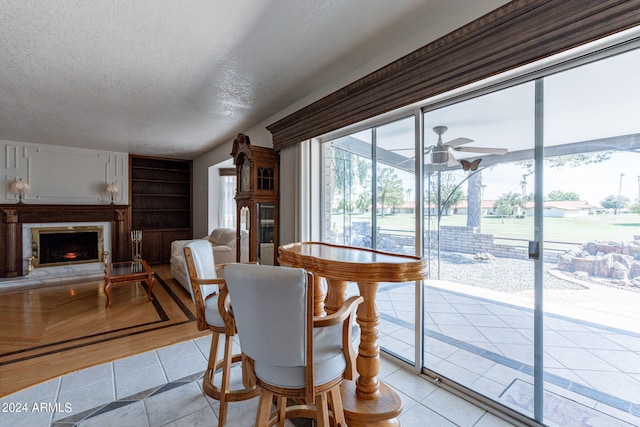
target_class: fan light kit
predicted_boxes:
[428,126,507,166]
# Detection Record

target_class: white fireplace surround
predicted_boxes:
[22,221,111,280]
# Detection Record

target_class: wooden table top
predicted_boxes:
[278,241,427,282]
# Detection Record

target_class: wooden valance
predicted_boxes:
[267,0,640,150]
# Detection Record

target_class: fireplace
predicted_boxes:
[31,226,104,267]
[1,204,129,279]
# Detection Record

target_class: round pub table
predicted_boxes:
[278,242,428,427]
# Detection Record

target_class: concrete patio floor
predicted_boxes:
[376,278,640,426]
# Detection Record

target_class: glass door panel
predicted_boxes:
[542,47,640,427]
[257,202,275,265]
[422,82,537,419]
[375,117,417,362]
[323,129,372,248]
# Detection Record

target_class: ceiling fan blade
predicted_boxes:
[452,146,508,155]
[444,137,473,147]
[446,152,459,167]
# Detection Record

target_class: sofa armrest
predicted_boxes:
[171,239,208,258]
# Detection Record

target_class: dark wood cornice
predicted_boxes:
[267,0,640,149]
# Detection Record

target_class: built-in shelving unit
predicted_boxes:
[129,155,192,264]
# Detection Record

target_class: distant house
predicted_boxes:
[452,200,498,216]
[529,200,598,218]
[453,200,598,218]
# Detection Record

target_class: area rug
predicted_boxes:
[499,379,634,427]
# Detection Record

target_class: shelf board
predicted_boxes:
[131,209,190,212]
[131,165,190,173]
[132,194,189,198]
[131,178,189,184]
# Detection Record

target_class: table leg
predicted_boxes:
[146,273,155,301]
[104,279,112,308]
[312,275,326,316]
[324,278,347,315]
[341,280,403,427]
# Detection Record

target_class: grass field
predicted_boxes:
[331,212,640,247]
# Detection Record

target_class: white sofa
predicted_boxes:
[170,228,248,291]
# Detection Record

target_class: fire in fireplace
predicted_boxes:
[31,226,104,267]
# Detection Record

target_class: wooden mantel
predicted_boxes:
[0,204,130,278]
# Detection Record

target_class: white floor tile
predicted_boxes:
[420,388,486,426]
[115,364,168,399]
[78,400,150,427]
[144,382,209,427]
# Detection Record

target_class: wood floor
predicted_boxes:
[0,265,209,397]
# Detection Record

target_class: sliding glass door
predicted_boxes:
[422,81,538,419]
[538,48,640,427]
[320,41,640,426]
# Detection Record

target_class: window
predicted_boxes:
[321,43,640,426]
[219,169,236,229]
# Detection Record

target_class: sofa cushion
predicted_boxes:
[207,228,236,247]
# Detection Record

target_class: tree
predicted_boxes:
[519,152,613,174]
[494,192,524,217]
[337,198,355,213]
[356,192,371,212]
[427,172,465,216]
[332,149,370,197]
[467,171,482,229]
[547,190,580,201]
[601,194,629,214]
[376,167,404,217]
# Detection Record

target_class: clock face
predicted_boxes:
[240,159,250,192]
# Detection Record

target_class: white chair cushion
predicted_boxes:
[204,294,225,328]
[183,240,219,304]
[254,323,346,388]
[225,264,308,367]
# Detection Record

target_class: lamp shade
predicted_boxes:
[10,178,29,194]
[106,183,119,194]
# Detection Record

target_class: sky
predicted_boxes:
[479,151,639,205]
[336,44,640,208]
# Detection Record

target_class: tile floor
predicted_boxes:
[374,279,640,427]
[0,335,518,427]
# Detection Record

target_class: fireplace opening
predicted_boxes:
[32,226,104,267]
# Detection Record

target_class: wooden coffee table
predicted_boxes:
[103,260,155,307]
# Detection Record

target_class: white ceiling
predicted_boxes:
[0,1,507,159]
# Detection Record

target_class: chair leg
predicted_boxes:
[256,389,274,427]
[209,331,221,371]
[328,385,345,427]
[276,397,287,427]
[217,334,234,427]
[315,392,330,427]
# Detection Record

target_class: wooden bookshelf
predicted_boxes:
[129,155,192,264]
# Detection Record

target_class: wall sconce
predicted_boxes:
[10,177,29,204]
[106,182,119,204]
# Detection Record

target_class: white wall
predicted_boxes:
[1,140,128,205]
[185,0,512,240]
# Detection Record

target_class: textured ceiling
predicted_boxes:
[0,1,506,159]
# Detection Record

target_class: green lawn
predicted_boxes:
[332,212,640,246]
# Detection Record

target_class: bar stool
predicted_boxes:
[182,240,259,427]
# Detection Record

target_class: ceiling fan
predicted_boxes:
[390,126,508,168]
[428,126,507,166]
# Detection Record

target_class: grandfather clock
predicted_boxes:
[231,134,279,265]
